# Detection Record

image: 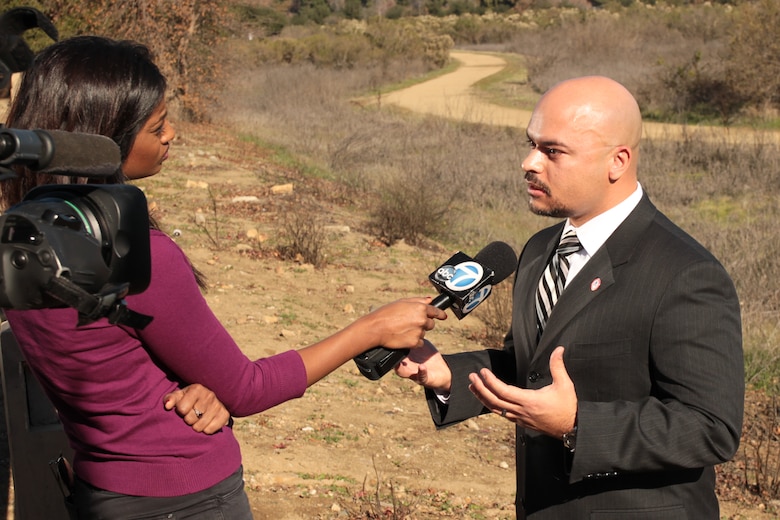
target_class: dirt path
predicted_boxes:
[381,51,530,128]
[381,51,780,146]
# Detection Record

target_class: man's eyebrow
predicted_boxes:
[526,133,568,149]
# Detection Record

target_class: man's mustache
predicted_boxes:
[525,171,551,196]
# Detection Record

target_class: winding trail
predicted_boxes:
[381,51,531,128]
[380,51,780,145]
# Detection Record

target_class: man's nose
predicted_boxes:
[522,148,543,174]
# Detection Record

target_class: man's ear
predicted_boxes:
[608,146,632,183]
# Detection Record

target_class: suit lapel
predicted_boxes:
[533,251,616,362]
[515,226,561,362]
[514,242,560,359]
[531,195,658,363]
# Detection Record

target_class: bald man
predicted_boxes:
[396,76,743,518]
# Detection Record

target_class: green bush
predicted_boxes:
[305,32,376,67]
[500,2,780,124]
[660,52,747,124]
[291,0,334,25]
[232,4,288,37]
[249,18,453,70]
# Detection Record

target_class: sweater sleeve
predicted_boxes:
[123,230,307,416]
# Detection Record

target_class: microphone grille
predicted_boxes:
[474,241,517,284]
[39,130,122,178]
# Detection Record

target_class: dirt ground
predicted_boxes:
[1,51,777,519]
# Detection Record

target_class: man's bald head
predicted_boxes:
[536,76,642,151]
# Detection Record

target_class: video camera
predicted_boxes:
[0,129,153,327]
[0,8,152,328]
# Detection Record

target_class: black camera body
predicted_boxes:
[0,180,153,328]
[0,184,151,311]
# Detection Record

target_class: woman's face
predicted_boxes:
[122,101,175,180]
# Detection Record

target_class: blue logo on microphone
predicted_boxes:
[462,285,493,314]
[445,261,484,292]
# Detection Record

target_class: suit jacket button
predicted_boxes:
[528,371,540,383]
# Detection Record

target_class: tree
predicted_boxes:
[35,0,228,121]
[726,0,780,113]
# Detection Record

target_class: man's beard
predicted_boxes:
[528,199,569,219]
[525,172,569,218]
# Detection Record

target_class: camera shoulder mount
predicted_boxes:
[44,275,152,329]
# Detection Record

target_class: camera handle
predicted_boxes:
[43,276,152,329]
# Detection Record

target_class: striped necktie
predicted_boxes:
[536,230,582,336]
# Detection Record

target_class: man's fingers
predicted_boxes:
[468,370,499,406]
[474,367,507,394]
[549,346,573,389]
[549,346,564,371]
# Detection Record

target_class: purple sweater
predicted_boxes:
[5,229,308,497]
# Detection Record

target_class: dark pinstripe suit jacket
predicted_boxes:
[426,194,744,519]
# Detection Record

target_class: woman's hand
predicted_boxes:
[164,383,231,434]
[366,297,447,349]
[297,297,447,386]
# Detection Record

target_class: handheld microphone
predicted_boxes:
[0,128,122,178]
[354,241,518,380]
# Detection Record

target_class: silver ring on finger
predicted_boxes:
[193,408,203,418]
[500,408,507,418]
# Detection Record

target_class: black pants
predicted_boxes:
[71,465,253,519]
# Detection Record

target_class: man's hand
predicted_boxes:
[394,339,452,393]
[164,383,231,434]
[468,346,577,438]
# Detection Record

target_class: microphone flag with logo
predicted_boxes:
[353,241,517,380]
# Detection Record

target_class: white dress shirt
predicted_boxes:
[562,183,643,287]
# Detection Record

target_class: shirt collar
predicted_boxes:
[563,183,644,258]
